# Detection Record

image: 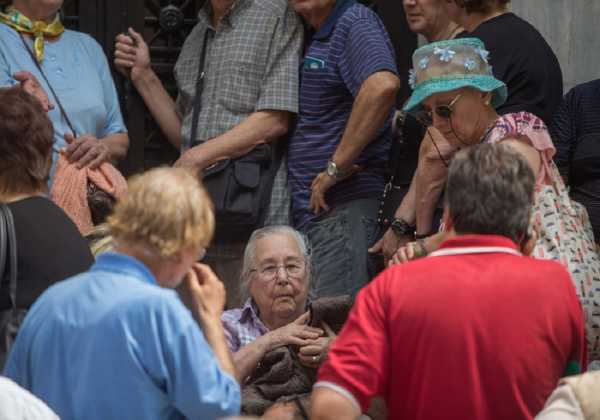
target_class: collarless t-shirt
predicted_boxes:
[288,0,398,227]
[458,13,563,125]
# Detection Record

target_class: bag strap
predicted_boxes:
[19,33,78,137]
[0,204,17,310]
[188,28,213,149]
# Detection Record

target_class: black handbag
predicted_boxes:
[0,203,26,369]
[190,29,280,243]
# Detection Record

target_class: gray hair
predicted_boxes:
[239,225,312,302]
[446,143,535,243]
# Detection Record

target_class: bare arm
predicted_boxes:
[115,28,182,149]
[311,71,400,213]
[311,387,361,420]
[332,71,400,172]
[174,110,290,170]
[414,128,453,236]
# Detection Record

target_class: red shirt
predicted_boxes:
[316,235,586,420]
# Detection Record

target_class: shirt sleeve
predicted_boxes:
[255,5,303,114]
[0,44,17,87]
[85,35,127,137]
[338,13,398,97]
[144,299,240,418]
[548,89,576,179]
[315,270,392,412]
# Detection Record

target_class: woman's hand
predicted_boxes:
[64,133,110,169]
[13,71,53,112]
[389,240,427,266]
[114,27,151,82]
[268,312,324,349]
[298,322,336,368]
[369,227,413,263]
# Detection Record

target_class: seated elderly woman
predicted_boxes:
[391,37,600,365]
[221,226,340,415]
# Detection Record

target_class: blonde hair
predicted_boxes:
[107,167,214,258]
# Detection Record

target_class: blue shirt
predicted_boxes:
[287,0,397,227]
[0,25,127,182]
[3,253,240,420]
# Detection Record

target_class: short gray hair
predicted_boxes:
[239,225,312,302]
[446,143,535,243]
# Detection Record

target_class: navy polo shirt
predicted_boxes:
[288,0,398,227]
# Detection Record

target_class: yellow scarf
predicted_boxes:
[0,6,64,62]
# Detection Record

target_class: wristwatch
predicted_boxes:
[390,218,415,238]
[326,160,343,179]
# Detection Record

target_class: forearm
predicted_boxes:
[132,70,182,149]
[101,132,129,163]
[232,333,276,382]
[311,387,360,420]
[198,316,238,382]
[184,110,289,168]
[332,72,399,171]
[394,171,417,225]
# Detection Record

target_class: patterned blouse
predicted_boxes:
[485,112,600,363]
[221,299,269,353]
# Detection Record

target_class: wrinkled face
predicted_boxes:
[421,87,489,147]
[403,0,447,37]
[249,233,309,322]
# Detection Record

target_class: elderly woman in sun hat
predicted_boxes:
[391,37,600,365]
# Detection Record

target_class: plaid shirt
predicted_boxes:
[221,299,269,353]
[174,0,302,253]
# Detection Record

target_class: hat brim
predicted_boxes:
[403,75,507,115]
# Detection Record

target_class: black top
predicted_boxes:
[458,13,563,125]
[549,79,600,183]
[1,196,94,309]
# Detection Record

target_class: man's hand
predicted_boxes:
[114,27,151,81]
[369,227,413,262]
[64,133,110,169]
[310,164,361,214]
[13,71,53,112]
[180,263,226,321]
[389,240,427,267]
[268,312,323,349]
[298,322,336,368]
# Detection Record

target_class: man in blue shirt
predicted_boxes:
[3,168,241,420]
[287,0,400,297]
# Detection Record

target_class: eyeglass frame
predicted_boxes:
[248,260,307,281]
[415,93,462,127]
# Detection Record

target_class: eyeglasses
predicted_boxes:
[250,261,306,280]
[415,93,462,126]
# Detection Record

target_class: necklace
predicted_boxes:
[479,117,498,144]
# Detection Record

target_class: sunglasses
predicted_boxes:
[415,93,462,126]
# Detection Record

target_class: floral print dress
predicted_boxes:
[486,112,600,364]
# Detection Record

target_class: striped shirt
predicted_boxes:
[288,0,398,227]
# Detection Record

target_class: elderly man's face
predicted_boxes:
[403,0,447,38]
[249,233,309,322]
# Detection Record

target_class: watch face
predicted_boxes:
[326,161,337,177]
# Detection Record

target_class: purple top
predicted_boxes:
[221,299,269,353]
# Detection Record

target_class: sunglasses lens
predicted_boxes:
[415,111,432,126]
[435,106,452,119]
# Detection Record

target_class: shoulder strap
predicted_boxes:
[0,204,17,309]
[188,28,214,149]
[18,33,78,137]
[0,205,7,293]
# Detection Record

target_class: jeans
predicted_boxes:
[300,198,379,299]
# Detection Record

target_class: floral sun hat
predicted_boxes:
[403,37,507,115]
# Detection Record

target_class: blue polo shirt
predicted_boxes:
[288,0,398,227]
[3,253,240,420]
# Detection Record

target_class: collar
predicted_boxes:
[239,298,262,323]
[313,0,357,41]
[430,234,522,258]
[91,252,157,286]
[199,0,251,29]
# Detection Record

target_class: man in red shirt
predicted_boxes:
[311,143,586,420]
